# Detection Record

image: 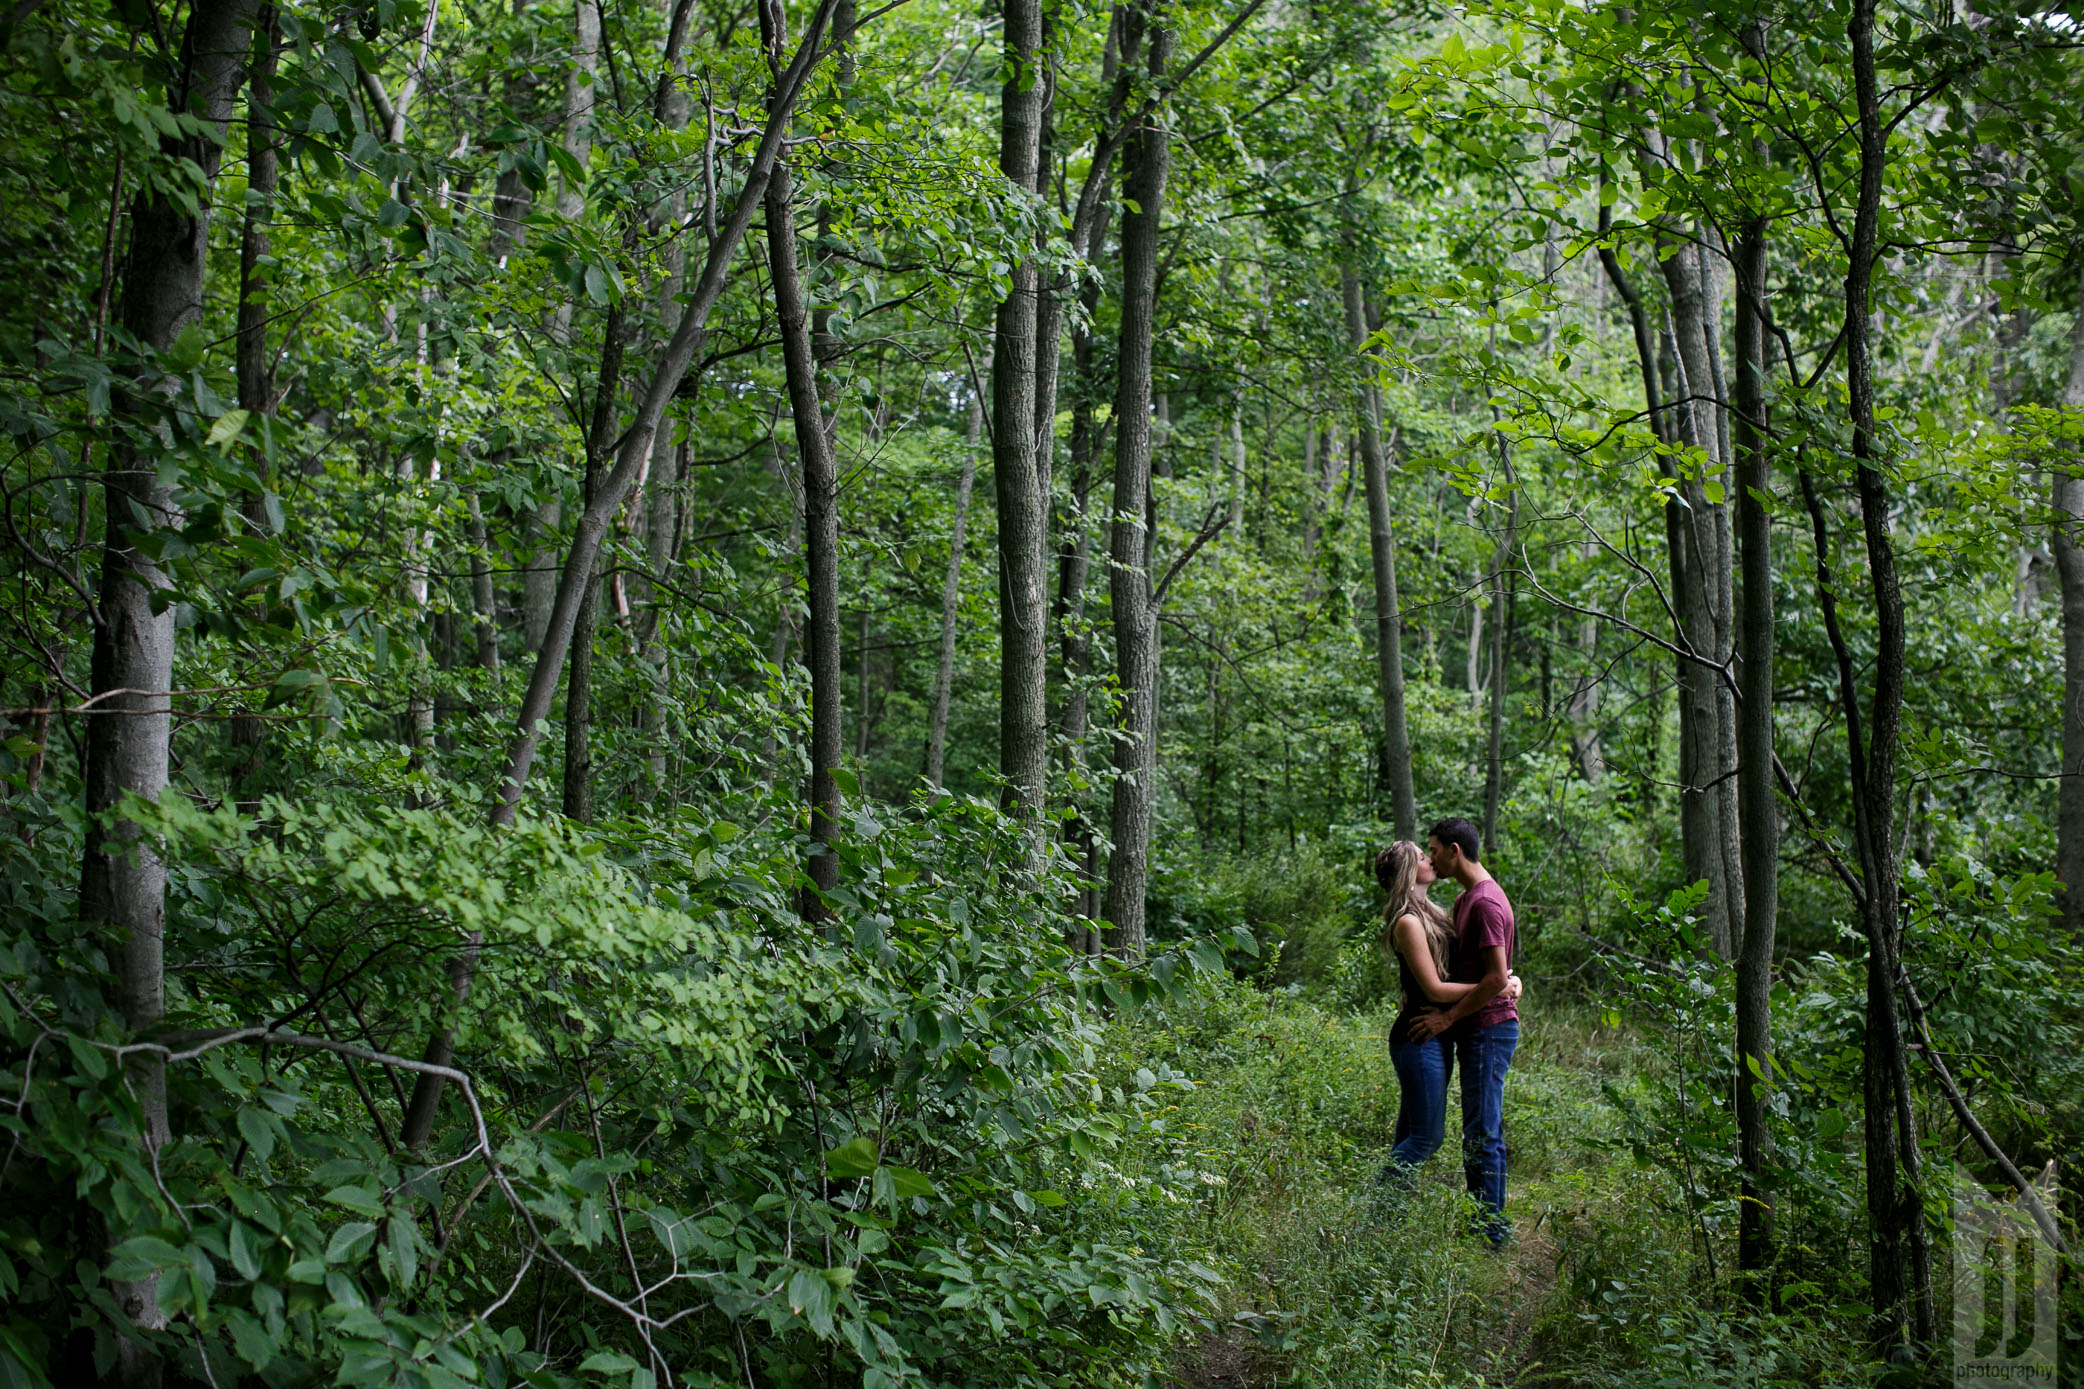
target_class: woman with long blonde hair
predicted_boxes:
[1374,840,1519,1181]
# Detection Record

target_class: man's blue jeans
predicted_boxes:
[1384,1036,1452,1187]
[1457,1018,1518,1245]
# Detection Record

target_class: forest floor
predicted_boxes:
[1147,991,1657,1389]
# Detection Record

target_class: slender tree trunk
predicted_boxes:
[528,0,603,655]
[228,7,277,807]
[1102,7,1172,959]
[766,155,843,919]
[1731,214,1778,1282]
[466,493,501,672]
[927,387,982,787]
[399,0,841,1148]
[563,305,625,824]
[1227,392,1246,534]
[854,600,871,760]
[992,0,1050,838]
[82,1,259,1381]
[1843,4,1925,1345]
[1659,237,1743,959]
[636,437,680,786]
[632,0,699,792]
[523,499,562,653]
[2055,272,2084,936]
[1342,266,1417,840]
[1481,427,1518,856]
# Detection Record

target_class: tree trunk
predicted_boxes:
[2054,270,2084,936]
[1481,427,1518,856]
[399,0,841,1148]
[563,305,625,824]
[228,7,277,807]
[927,387,983,787]
[992,0,1050,838]
[631,0,699,794]
[466,492,501,672]
[1658,237,1743,960]
[636,437,681,787]
[766,154,843,919]
[82,0,260,1380]
[854,600,871,760]
[1102,6,1172,959]
[1843,3,1926,1345]
[1731,214,1777,1281]
[1342,265,1417,840]
[522,501,562,654]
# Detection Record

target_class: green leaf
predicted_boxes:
[229,1221,263,1281]
[787,1267,837,1336]
[66,1035,109,1081]
[385,1212,419,1289]
[263,668,328,710]
[322,1184,384,1218]
[578,1350,639,1373]
[106,1236,186,1282]
[206,408,251,448]
[225,1306,276,1368]
[164,323,206,372]
[882,1166,934,1199]
[236,1106,275,1163]
[825,1135,878,1179]
[326,1221,378,1263]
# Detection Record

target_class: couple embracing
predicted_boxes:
[1374,817,1521,1250]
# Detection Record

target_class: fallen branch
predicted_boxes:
[1898,979,2068,1258]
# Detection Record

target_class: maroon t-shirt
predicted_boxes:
[1450,878,1517,1030]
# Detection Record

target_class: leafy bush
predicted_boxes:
[0,788,1250,1388]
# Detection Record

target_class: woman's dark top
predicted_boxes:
[1388,917,1452,1046]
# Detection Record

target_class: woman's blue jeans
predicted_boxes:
[1385,1035,1453,1187]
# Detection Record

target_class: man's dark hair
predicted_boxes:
[1428,817,1481,863]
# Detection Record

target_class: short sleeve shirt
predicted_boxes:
[1450,878,1517,1030]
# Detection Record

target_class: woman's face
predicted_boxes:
[1411,852,1437,888]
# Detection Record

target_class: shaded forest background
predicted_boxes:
[1,0,2081,1383]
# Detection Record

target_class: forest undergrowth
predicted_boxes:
[1110,979,1872,1389]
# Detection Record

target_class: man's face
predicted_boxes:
[1427,835,1454,879]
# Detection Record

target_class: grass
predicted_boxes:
[1106,981,1874,1388]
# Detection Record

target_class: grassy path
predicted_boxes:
[1126,986,1657,1388]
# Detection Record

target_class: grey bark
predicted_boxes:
[563,304,625,825]
[766,154,844,918]
[1731,214,1777,1279]
[1102,8,1172,959]
[400,0,840,1148]
[927,388,983,787]
[522,499,562,653]
[631,0,698,792]
[1842,4,1928,1344]
[992,0,1050,836]
[1481,426,1518,856]
[1658,236,1743,961]
[636,437,681,786]
[2055,271,2084,935]
[1342,266,1417,840]
[82,0,260,1380]
[228,8,277,806]
[527,0,602,647]
[465,492,501,672]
